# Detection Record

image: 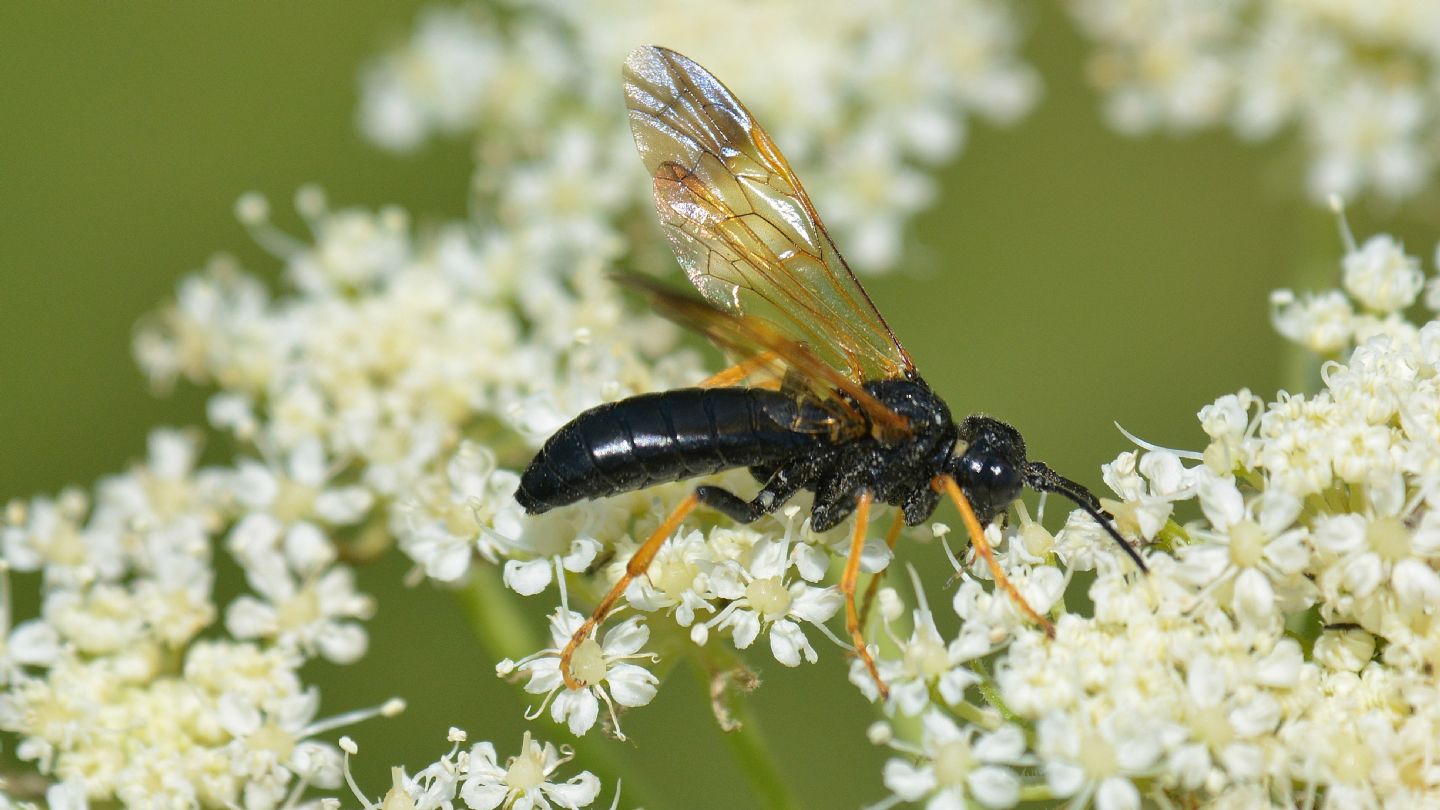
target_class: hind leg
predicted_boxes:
[558,458,816,690]
[559,491,701,690]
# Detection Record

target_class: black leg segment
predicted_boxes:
[694,460,811,524]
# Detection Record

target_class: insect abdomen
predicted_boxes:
[517,387,826,513]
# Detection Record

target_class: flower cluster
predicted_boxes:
[1270,202,1434,357]
[50,184,1440,806]
[0,428,399,807]
[357,0,1038,272]
[860,223,1440,807]
[131,184,850,745]
[335,729,609,810]
[18,2,1440,806]
[1067,0,1440,203]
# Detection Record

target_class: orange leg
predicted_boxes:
[559,492,700,690]
[858,511,905,628]
[841,492,888,699]
[934,475,1055,638]
[698,351,780,388]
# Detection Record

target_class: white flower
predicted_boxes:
[219,687,344,793]
[42,583,149,657]
[1308,78,1430,201]
[1342,234,1425,314]
[501,529,601,598]
[460,732,602,810]
[621,528,719,627]
[849,595,988,714]
[1175,468,1312,624]
[1095,449,1192,545]
[1038,712,1157,810]
[698,538,843,666]
[505,611,658,739]
[228,438,373,575]
[878,711,1031,809]
[396,441,527,583]
[1312,502,1440,618]
[950,534,1065,640]
[1270,289,1356,356]
[357,5,501,152]
[225,549,375,664]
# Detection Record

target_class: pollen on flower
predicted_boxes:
[568,638,608,686]
[744,576,793,619]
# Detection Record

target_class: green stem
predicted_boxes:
[972,671,1021,725]
[694,650,803,810]
[455,566,663,808]
[457,564,542,661]
[949,700,999,731]
[1018,784,1055,802]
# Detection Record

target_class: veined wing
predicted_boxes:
[617,274,907,439]
[623,45,917,386]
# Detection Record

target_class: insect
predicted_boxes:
[517,45,1146,697]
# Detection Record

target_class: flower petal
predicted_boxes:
[504,558,553,596]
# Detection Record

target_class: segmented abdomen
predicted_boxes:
[517,387,827,513]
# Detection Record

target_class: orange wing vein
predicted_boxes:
[616,274,906,438]
[624,45,917,390]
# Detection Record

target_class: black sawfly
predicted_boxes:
[517,45,1145,697]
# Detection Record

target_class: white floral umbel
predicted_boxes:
[0,425,402,807]
[1068,0,1440,203]
[854,221,1440,807]
[358,0,1038,273]
[873,712,1032,810]
[336,730,607,810]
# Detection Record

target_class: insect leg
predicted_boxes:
[934,475,1056,638]
[559,491,701,691]
[841,491,888,699]
[858,511,905,628]
[697,351,781,388]
[694,460,811,523]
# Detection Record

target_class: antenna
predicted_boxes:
[1023,461,1148,572]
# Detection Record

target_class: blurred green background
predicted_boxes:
[0,3,1423,808]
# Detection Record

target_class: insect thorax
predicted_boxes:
[856,377,958,520]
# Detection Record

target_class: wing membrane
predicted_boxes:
[617,274,909,440]
[624,45,916,385]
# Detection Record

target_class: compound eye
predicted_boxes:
[982,458,1022,503]
[958,451,1023,518]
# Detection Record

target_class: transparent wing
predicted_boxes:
[618,274,909,440]
[624,45,917,385]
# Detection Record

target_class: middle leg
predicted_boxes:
[694,457,815,524]
[858,511,905,628]
[841,491,888,699]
